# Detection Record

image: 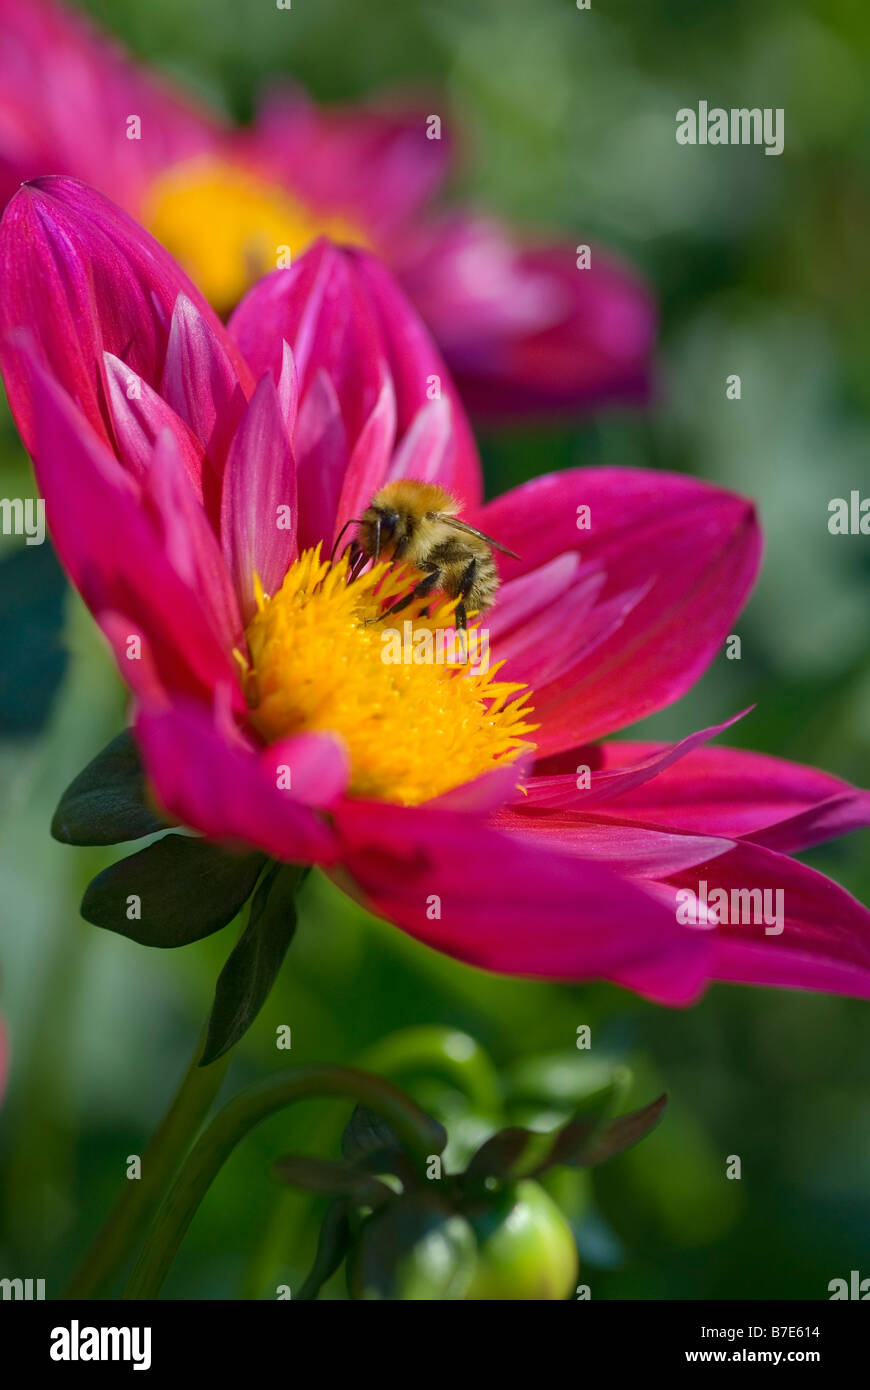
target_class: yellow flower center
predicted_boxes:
[241,548,537,805]
[143,157,367,313]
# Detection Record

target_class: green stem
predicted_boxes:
[124,1065,445,1300]
[64,1030,231,1299]
[359,1026,501,1119]
[239,1026,501,1298]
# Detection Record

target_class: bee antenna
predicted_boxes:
[329,518,363,565]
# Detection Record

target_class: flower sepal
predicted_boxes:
[200,861,308,1066]
[80,834,266,949]
[51,728,166,846]
[284,1087,666,1299]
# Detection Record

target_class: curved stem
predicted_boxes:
[239,1026,500,1298]
[124,1065,445,1300]
[359,1026,501,1119]
[64,1030,231,1299]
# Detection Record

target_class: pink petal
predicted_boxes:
[160,293,251,507]
[248,86,452,234]
[582,739,868,849]
[527,710,750,810]
[476,468,761,749]
[0,0,218,212]
[259,733,349,808]
[220,373,297,620]
[26,358,240,706]
[350,248,482,507]
[144,429,243,653]
[487,552,592,638]
[494,808,733,878]
[0,177,251,457]
[295,368,349,552]
[230,243,384,449]
[668,840,870,1000]
[136,702,342,864]
[397,216,655,418]
[384,396,454,486]
[431,756,533,814]
[747,793,870,855]
[333,369,398,537]
[104,352,205,498]
[333,799,709,1003]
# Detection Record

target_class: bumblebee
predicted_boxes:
[334,480,519,630]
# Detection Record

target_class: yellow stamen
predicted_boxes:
[143,157,368,313]
[242,548,537,805]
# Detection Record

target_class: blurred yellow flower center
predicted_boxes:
[144,158,366,313]
[241,548,537,806]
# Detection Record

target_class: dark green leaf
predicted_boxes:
[526,1078,631,1176]
[52,729,166,845]
[464,1127,541,1183]
[0,542,68,736]
[570,1093,668,1168]
[81,835,265,947]
[353,1147,419,1190]
[200,863,304,1065]
[341,1105,406,1164]
[273,1155,394,1207]
[296,1200,352,1301]
[533,1115,599,1173]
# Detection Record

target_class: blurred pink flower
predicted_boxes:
[0,0,655,420]
[1,177,868,1006]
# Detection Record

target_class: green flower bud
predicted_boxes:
[465,1179,579,1300]
[347,1196,478,1300]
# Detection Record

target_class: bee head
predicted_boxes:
[358,503,404,561]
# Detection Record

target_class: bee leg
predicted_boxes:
[345,539,368,581]
[454,558,478,632]
[379,566,442,621]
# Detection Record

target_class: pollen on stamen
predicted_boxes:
[241,546,538,806]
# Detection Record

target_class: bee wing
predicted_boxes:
[435,514,521,560]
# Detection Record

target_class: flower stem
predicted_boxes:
[358,1026,502,1119]
[64,1029,231,1299]
[124,1065,445,1300]
[239,1026,500,1298]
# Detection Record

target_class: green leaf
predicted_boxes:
[527,1074,633,1176]
[296,1200,352,1301]
[52,729,166,845]
[273,1155,394,1207]
[81,835,265,947]
[341,1105,407,1164]
[200,863,304,1066]
[464,1126,550,1185]
[567,1093,668,1168]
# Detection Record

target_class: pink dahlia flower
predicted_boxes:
[0,0,654,420]
[2,177,869,1009]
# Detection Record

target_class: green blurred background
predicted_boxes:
[1,0,869,1299]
